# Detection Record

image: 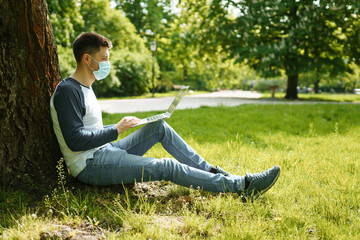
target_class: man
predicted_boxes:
[50,32,280,200]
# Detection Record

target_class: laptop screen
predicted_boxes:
[167,86,189,114]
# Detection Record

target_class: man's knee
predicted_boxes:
[152,119,167,129]
[146,157,178,179]
[148,120,168,138]
[150,157,177,169]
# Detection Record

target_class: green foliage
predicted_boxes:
[300,62,360,93]
[57,45,76,79]
[47,0,84,47]
[48,0,158,96]
[92,66,122,97]
[48,0,360,97]
[162,15,198,83]
[156,1,258,91]
[113,0,175,38]
[113,50,154,96]
[194,0,360,98]
[92,49,158,97]
[113,0,182,92]
[157,71,176,92]
[79,0,148,53]
[333,62,360,92]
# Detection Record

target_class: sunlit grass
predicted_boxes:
[1,104,360,239]
[261,92,360,102]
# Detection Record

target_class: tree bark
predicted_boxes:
[314,71,320,93]
[314,80,320,94]
[0,0,61,187]
[285,73,299,99]
[182,66,188,83]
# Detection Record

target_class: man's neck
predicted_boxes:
[70,66,95,87]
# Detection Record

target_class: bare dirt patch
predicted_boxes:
[40,222,106,240]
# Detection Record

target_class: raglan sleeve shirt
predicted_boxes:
[54,80,118,151]
[50,78,118,176]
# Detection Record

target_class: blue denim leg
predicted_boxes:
[112,120,212,171]
[77,144,244,193]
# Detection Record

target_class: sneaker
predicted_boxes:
[241,165,280,201]
[210,166,231,176]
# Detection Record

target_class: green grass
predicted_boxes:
[261,92,360,102]
[1,104,360,239]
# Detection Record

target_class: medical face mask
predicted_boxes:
[88,55,111,80]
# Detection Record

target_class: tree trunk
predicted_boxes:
[314,80,320,94]
[314,71,320,93]
[0,0,61,187]
[183,66,187,83]
[285,73,299,99]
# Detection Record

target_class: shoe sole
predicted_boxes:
[242,167,281,202]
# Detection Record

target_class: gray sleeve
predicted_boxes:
[53,83,118,151]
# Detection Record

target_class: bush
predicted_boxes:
[57,46,76,79]
[158,71,177,92]
[92,68,122,98]
[113,50,156,96]
[319,83,352,93]
[57,46,156,97]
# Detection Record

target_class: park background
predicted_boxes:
[1,0,360,239]
[49,0,360,99]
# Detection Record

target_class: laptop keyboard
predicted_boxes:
[146,114,165,122]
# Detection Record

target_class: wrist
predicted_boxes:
[115,123,121,134]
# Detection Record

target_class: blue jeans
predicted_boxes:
[77,120,245,193]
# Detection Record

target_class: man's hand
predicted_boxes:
[115,116,140,134]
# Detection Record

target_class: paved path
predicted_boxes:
[98,90,357,114]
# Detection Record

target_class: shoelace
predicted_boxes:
[249,170,268,180]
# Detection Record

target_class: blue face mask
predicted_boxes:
[88,55,111,80]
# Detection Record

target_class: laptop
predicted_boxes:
[132,86,189,127]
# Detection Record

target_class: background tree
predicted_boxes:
[114,0,177,92]
[79,0,155,96]
[165,15,198,84]
[80,0,146,51]
[0,0,61,186]
[161,0,256,91]
[199,0,360,99]
[47,0,84,47]
[114,0,174,39]
[45,0,359,96]
[47,0,156,97]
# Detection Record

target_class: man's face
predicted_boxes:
[88,46,110,71]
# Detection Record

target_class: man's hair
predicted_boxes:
[72,32,112,63]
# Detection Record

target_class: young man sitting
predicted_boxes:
[50,32,280,200]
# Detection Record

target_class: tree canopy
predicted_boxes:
[191,0,360,98]
[47,0,360,98]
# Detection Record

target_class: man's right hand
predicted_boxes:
[115,116,140,134]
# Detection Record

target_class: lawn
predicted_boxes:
[1,104,360,239]
[261,92,360,102]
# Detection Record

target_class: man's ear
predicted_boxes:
[82,53,90,65]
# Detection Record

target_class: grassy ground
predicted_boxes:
[261,92,360,102]
[1,104,360,239]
